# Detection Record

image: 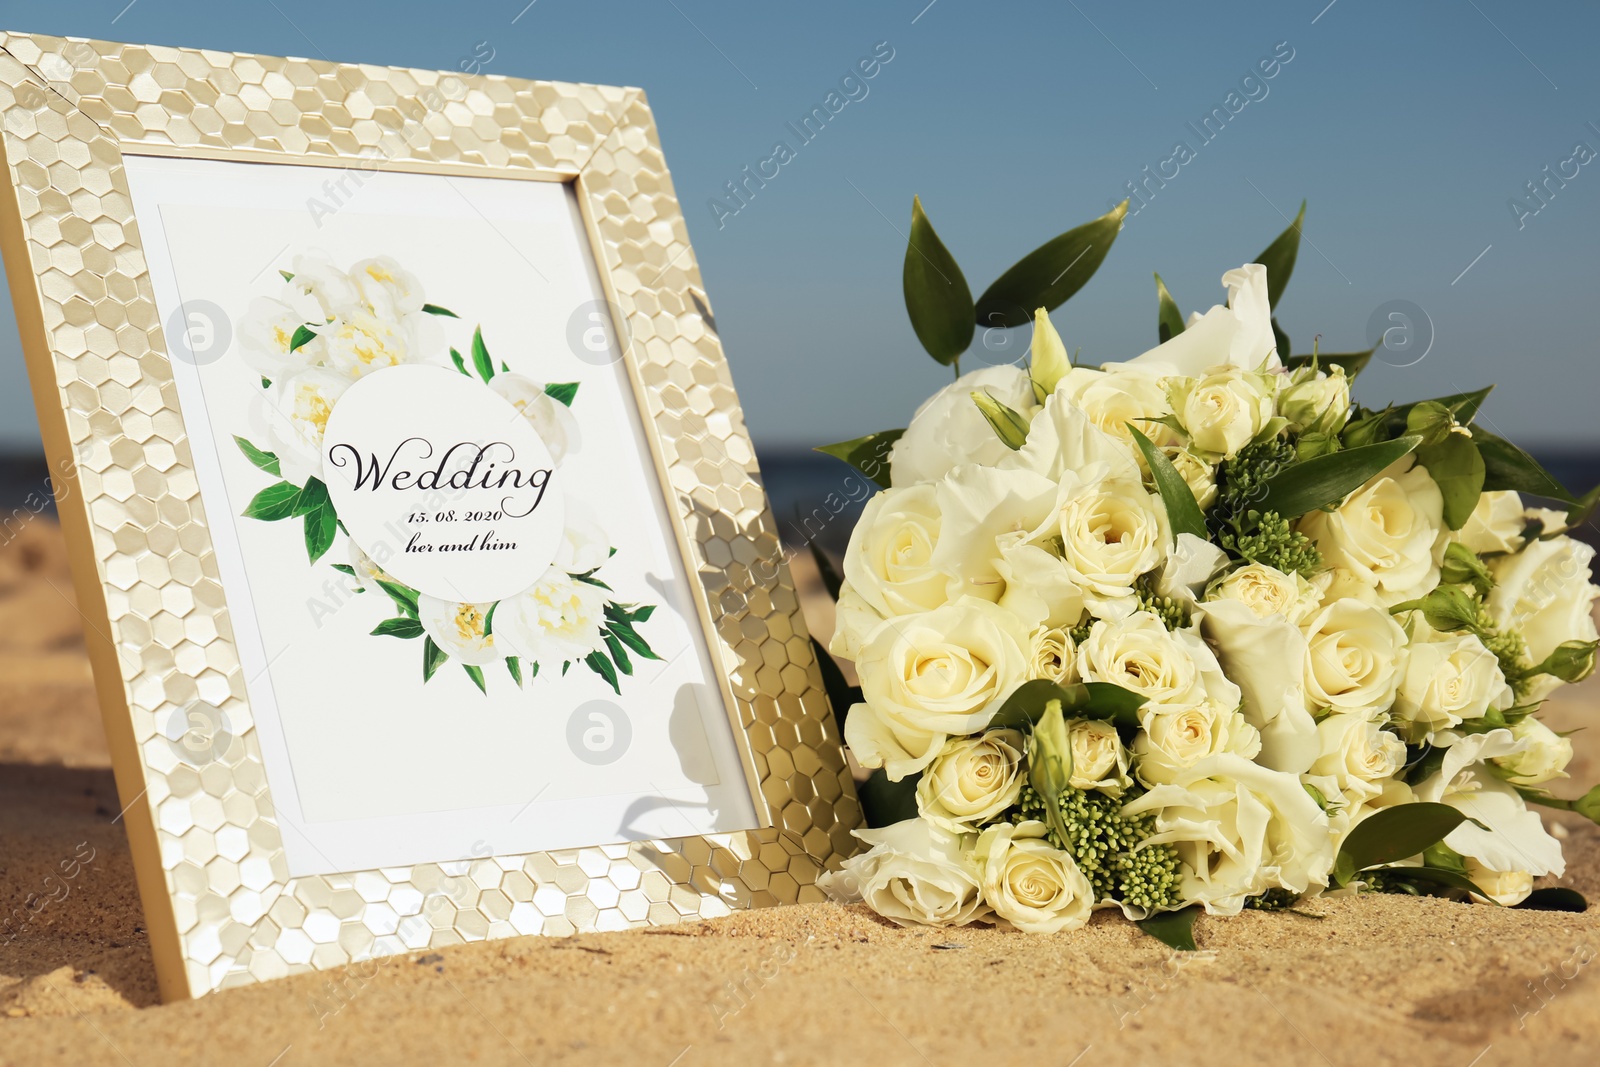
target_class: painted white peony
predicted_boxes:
[1123,753,1334,915]
[1167,364,1277,458]
[915,729,1026,834]
[1134,699,1261,786]
[817,820,988,927]
[263,367,351,486]
[845,597,1031,780]
[493,569,609,665]
[348,255,426,318]
[240,296,320,374]
[1077,611,1241,714]
[489,373,583,466]
[417,595,499,666]
[1300,598,1408,716]
[1457,490,1525,555]
[549,503,611,576]
[1487,535,1600,702]
[889,364,1038,486]
[1392,625,1508,740]
[283,252,363,323]
[1125,264,1280,377]
[1299,457,1445,606]
[972,821,1094,934]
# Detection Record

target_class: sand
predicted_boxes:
[4,516,1600,1066]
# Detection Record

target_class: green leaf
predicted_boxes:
[506,656,524,686]
[242,481,302,522]
[234,436,282,477]
[1128,425,1207,541]
[1380,865,1492,900]
[303,502,338,564]
[371,617,424,639]
[975,200,1128,328]
[988,679,1145,732]
[811,636,861,738]
[1333,802,1468,886]
[1475,431,1577,503]
[1390,584,1482,634]
[1271,318,1291,362]
[815,429,903,491]
[1417,433,1485,531]
[1258,435,1422,519]
[858,769,921,828]
[608,618,662,661]
[1154,272,1185,343]
[971,391,1029,450]
[1284,349,1375,379]
[1136,905,1201,952]
[450,346,468,375]
[1516,888,1588,912]
[470,326,495,383]
[585,649,621,694]
[902,196,975,365]
[289,325,318,353]
[375,579,420,619]
[544,382,580,407]
[603,630,634,675]
[422,636,448,682]
[807,540,843,602]
[421,303,459,318]
[463,663,487,694]
[1254,199,1305,308]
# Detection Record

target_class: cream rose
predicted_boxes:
[1162,445,1219,510]
[1003,385,1144,486]
[1298,458,1445,606]
[1308,712,1406,808]
[1491,717,1573,785]
[1077,612,1240,714]
[1300,598,1408,715]
[1198,599,1319,774]
[1167,365,1276,458]
[1487,534,1600,701]
[1392,626,1508,740]
[817,820,988,928]
[915,729,1026,833]
[1457,490,1525,555]
[1055,365,1176,450]
[1465,861,1533,907]
[1027,626,1077,684]
[1208,562,1320,626]
[1134,700,1261,786]
[972,821,1093,934]
[828,583,886,662]
[1123,754,1334,915]
[1277,365,1350,436]
[1053,472,1169,614]
[845,598,1031,780]
[1068,719,1133,795]
[841,483,950,621]
[889,365,1038,486]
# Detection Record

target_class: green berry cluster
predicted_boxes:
[1218,509,1324,578]
[1244,887,1301,911]
[1209,439,1324,579]
[1011,784,1184,911]
[1134,573,1191,630]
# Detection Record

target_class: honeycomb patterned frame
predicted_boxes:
[0,31,860,1002]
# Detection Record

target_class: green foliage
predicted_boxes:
[1333,802,1467,886]
[1128,425,1207,541]
[1254,199,1305,309]
[1256,435,1421,519]
[1011,784,1183,912]
[470,326,495,382]
[1134,573,1191,631]
[902,196,975,365]
[971,391,1030,450]
[815,430,903,491]
[1154,273,1185,343]
[975,201,1128,328]
[544,382,580,407]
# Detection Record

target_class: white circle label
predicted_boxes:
[321,365,565,603]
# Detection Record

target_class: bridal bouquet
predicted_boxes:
[813,198,1600,940]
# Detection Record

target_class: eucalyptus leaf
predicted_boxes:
[1254,199,1305,308]
[1333,802,1467,885]
[902,196,975,365]
[1258,435,1421,519]
[1154,272,1185,343]
[815,429,903,490]
[1136,906,1200,952]
[1129,425,1207,541]
[975,200,1128,328]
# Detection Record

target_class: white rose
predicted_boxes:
[1491,717,1572,785]
[1134,700,1261,786]
[889,365,1038,486]
[1027,625,1077,684]
[1055,365,1176,450]
[1124,754,1334,915]
[1392,626,1508,740]
[266,367,350,485]
[240,296,319,374]
[845,598,1030,780]
[1412,730,1565,878]
[1308,712,1406,808]
[817,820,988,928]
[1162,445,1218,510]
[828,583,886,662]
[1077,612,1240,714]
[972,821,1093,934]
[1002,385,1144,485]
[417,595,499,666]
[1198,599,1318,774]
[1126,263,1280,377]
[1487,534,1600,701]
[1052,471,1169,615]
[915,729,1026,833]
[1298,457,1445,606]
[348,255,426,318]
[1300,598,1408,715]
[1524,506,1569,538]
[494,569,608,665]
[1277,365,1350,436]
[1167,365,1276,458]
[1465,861,1533,907]
[840,483,949,622]
[1208,562,1320,626]
[1068,718,1133,796]
[1457,490,1524,555]
[489,374,583,466]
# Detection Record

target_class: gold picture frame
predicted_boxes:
[0,31,859,1002]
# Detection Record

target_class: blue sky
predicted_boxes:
[2,0,1598,451]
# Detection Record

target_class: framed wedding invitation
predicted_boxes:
[0,32,857,1001]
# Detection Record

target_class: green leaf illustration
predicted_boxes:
[304,503,337,564]
[242,481,302,522]
[471,326,494,382]
[371,617,424,639]
[603,630,634,675]
[422,636,449,682]
[463,663,487,694]
[544,382,580,407]
[234,436,282,476]
[450,347,468,375]
[506,656,524,686]
[607,618,662,661]
[421,303,459,318]
[376,579,420,619]
[585,649,620,694]
[288,325,318,353]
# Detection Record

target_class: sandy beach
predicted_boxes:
[3,516,1599,1066]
